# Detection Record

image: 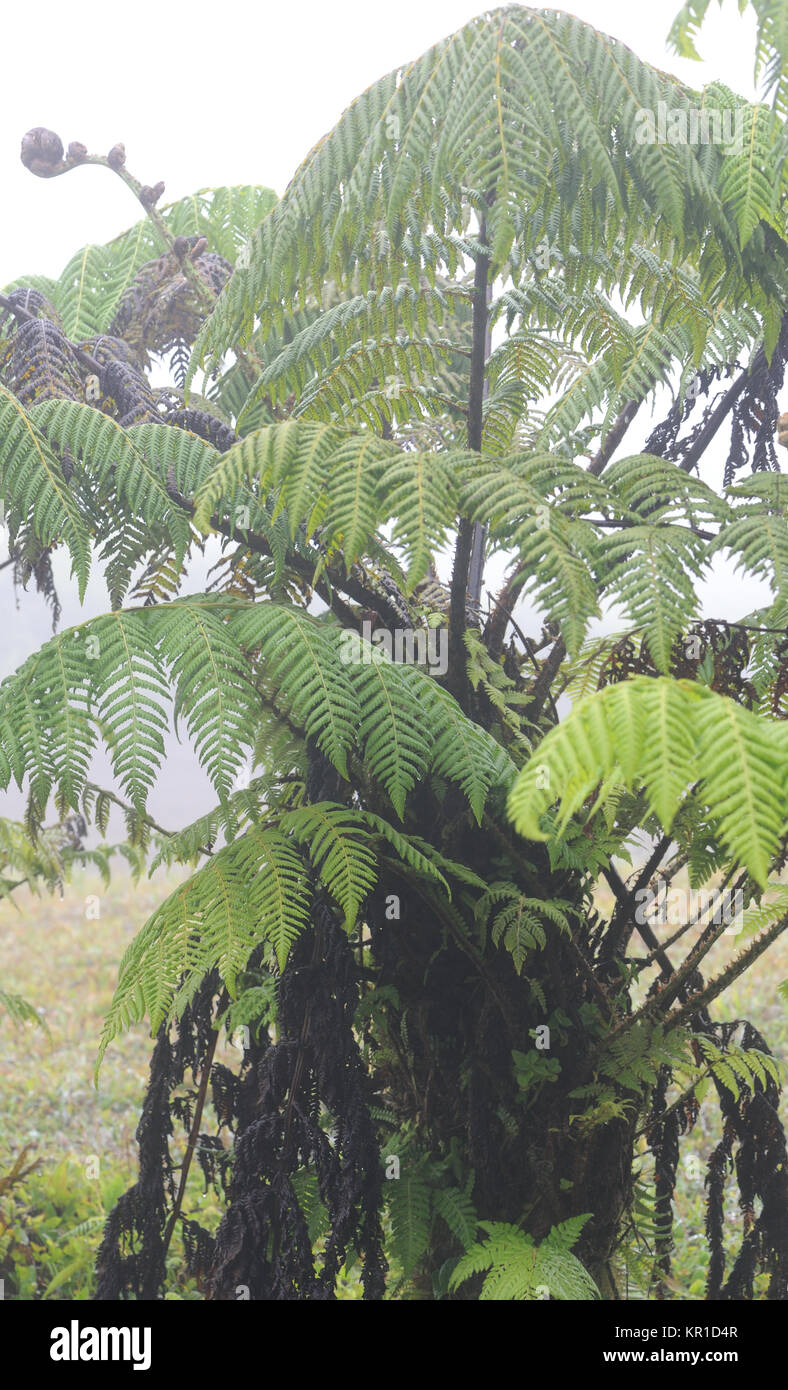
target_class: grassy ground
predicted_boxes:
[0,866,236,1299]
[0,868,176,1170]
[1,865,786,1299]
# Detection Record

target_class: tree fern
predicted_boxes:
[6,6,788,1304]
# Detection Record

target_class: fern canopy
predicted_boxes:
[193,5,788,386]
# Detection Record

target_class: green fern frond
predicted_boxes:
[193,419,461,584]
[232,601,357,778]
[163,185,278,262]
[0,385,91,596]
[153,599,262,804]
[192,7,752,380]
[714,483,788,600]
[280,802,378,929]
[508,676,788,885]
[449,1216,598,1300]
[340,649,434,817]
[97,827,311,1070]
[476,883,573,973]
[603,452,729,527]
[0,987,47,1031]
[599,525,707,672]
[432,1186,478,1252]
[670,2,788,117]
[384,1167,433,1283]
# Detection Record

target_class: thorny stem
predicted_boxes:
[523,635,566,727]
[606,868,753,1047]
[485,560,528,658]
[508,615,561,726]
[603,864,675,981]
[631,866,739,973]
[665,910,788,1032]
[600,836,674,966]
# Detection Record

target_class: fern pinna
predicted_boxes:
[2,4,788,1302]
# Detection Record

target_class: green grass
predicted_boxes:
[0,866,225,1299]
[0,867,178,1167]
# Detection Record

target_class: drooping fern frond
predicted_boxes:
[0,595,509,833]
[0,384,91,597]
[339,651,435,817]
[280,801,379,930]
[598,526,708,673]
[98,800,472,1065]
[96,827,311,1069]
[713,472,788,603]
[508,675,788,885]
[192,418,463,586]
[0,988,46,1031]
[669,0,788,116]
[30,400,203,594]
[238,280,470,431]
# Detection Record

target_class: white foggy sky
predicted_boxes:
[0,1,761,287]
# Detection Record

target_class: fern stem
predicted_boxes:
[485,560,527,658]
[161,1012,222,1266]
[666,910,788,1032]
[587,399,640,477]
[448,222,491,700]
[165,478,404,631]
[522,635,566,726]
